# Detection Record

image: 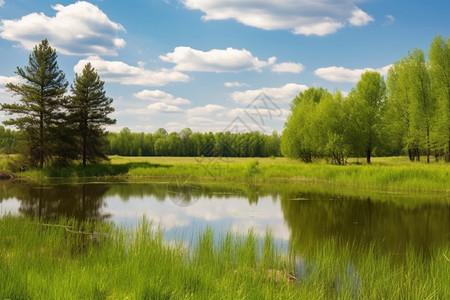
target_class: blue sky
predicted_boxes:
[0,0,449,134]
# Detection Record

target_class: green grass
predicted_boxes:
[5,155,450,193]
[1,215,448,299]
[118,156,450,193]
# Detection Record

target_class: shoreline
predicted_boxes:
[9,156,449,195]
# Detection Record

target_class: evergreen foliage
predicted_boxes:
[0,40,114,167]
[1,39,68,168]
[68,63,116,166]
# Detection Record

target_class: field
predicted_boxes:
[1,215,448,299]
[4,155,448,194]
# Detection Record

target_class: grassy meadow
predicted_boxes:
[1,215,448,299]
[1,155,448,194]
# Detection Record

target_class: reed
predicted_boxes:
[1,215,448,299]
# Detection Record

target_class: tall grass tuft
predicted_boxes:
[1,215,448,299]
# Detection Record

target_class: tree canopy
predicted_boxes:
[1,39,68,168]
[68,63,116,166]
[0,40,115,168]
[282,35,450,164]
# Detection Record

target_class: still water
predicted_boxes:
[1,180,449,254]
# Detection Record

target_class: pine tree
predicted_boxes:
[1,39,68,168]
[67,63,116,166]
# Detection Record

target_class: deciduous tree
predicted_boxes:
[429,35,450,161]
[345,71,386,163]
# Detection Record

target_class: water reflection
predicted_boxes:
[0,182,111,221]
[0,181,449,255]
[280,194,450,255]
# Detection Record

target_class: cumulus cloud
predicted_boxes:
[0,0,4,7]
[183,0,373,36]
[314,65,392,83]
[120,102,183,115]
[0,76,21,105]
[119,90,190,116]
[348,7,374,26]
[146,102,183,113]
[0,1,125,56]
[133,90,191,105]
[0,75,20,85]
[224,82,249,88]
[187,104,227,116]
[187,116,214,124]
[293,20,344,36]
[160,46,276,72]
[231,83,308,105]
[74,56,189,86]
[272,62,304,74]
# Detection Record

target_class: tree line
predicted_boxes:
[0,39,115,168]
[281,35,449,164]
[0,126,20,155]
[107,128,281,157]
[2,36,448,166]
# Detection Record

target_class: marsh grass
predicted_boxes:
[6,154,450,194]
[19,162,169,179]
[124,157,450,193]
[1,216,449,299]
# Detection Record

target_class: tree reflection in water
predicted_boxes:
[1,182,111,222]
[0,181,448,258]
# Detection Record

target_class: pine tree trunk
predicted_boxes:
[39,112,44,169]
[83,128,87,167]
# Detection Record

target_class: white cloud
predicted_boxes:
[348,7,374,26]
[0,1,125,56]
[314,65,392,83]
[160,46,276,72]
[133,90,191,105]
[224,81,249,88]
[0,75,20,85]
[231,83,308,105]
[147,102,183,113]
[137,61,146,68]
[74,56,189,86]
[340,90,349,97]
[164,122,190,132]
[126,89,190,116]
[384,14,395,26]
[183,0,373,36]
[120,102,184,116]
[293,20,344,36]
[0,76,21,106]
[230,220,290,241]
[117,90,190,117]
[187,104,227,116]
[187,116,214,125]
[272,62,304,74]
[0,1,4,7]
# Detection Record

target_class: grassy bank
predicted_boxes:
[1,215,448,299]
[9,155,450,193]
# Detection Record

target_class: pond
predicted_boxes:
[1,180,449,257]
